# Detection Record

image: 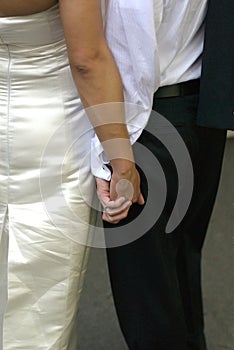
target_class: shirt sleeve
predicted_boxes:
[91,0,162,180]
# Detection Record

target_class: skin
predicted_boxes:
[0,0,144,223]
[0,0,58,16]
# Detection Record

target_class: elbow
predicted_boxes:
[68,46,108,74]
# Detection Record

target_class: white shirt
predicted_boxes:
[92,0,208,180]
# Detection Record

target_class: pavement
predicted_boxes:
[77,133,234,350]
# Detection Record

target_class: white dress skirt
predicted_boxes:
[0,4,97,349]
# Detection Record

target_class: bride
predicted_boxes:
[0,1,142,348]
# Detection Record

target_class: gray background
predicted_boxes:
[77,133,234,350]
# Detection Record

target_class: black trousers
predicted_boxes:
[104,93,227,350]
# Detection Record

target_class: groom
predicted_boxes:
[96,0,234,349]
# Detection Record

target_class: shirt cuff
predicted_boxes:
[91,135,112,181]
[90,120,146,181]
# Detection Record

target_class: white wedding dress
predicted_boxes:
[0,4,97,349]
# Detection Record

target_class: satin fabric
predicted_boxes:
[0,5,96,349]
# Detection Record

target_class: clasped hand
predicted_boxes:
[96,163,144,224]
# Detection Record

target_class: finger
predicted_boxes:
[105,200,132,216]
[102,207,130,224]
[102,212,120,224]
[137,192,145,205]
[105,196,129,209]
[102,197,127,213]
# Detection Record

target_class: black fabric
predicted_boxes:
[155,79,200,99]
[104,93,227,350]
[197,0,234,130]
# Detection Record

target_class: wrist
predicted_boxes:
[101,138,135,165]
[110,159,136,176]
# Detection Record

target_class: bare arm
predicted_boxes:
[59,0,144,211]
[59,0,123,107]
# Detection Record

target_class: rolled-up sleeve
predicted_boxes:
[91,0,161,179]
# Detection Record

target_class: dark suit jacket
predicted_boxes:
[197,0,234,130]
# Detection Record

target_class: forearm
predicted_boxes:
[59,0,143,206]
[70,49,129,134]
[60,0,136,179]
[70,44,123,106]
[69,46,135,167]
[60,0,129,144]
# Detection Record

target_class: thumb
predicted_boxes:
[137,192,145,205]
